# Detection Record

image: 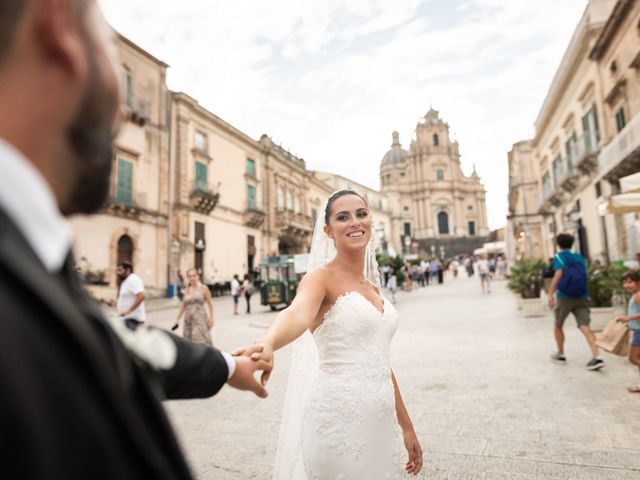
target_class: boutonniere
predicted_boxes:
[105,316,177,370]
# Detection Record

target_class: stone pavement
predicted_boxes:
[147,275,640,480]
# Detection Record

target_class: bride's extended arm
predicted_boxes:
[259,269,326,351]
[391,371,423,475]
[233,269,326,385]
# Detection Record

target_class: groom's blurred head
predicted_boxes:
[0,0,122,216]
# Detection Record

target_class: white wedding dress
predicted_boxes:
[300,291,409,480]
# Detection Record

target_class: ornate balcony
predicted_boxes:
[189,184,219,215]
[599,112,640,181]
[573,134,599,174]
[244,204,267,229]
[558,167,580,193]
[106,191,148,219]
[123,96,151,127]
[276,209,313,237]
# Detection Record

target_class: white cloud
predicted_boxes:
[99,0,588,230]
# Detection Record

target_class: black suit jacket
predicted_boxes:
[0,209,229,479]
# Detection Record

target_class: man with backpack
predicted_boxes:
[547,233,604,370]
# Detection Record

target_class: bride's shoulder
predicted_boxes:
[301,265,335,288]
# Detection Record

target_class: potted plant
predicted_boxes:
[508,259,545,317]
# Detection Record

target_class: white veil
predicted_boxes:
[272,191,381,480]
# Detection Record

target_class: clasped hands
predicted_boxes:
[229,342,274,399]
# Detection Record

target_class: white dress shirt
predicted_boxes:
[0,138,236,379]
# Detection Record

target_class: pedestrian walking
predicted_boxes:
[449,258,460,280]
[488,257,497,280]
[496,256,507,279]
[430,258,439,283]
[617,271,640,392]
[437,259,444,284]
[242,274,254,314]
[464,256,474,277]
[115,261,146,328]
[231,274,241,315]
[477,255,491,293]
[172,269,214,345]
[386,268,398,303]
[404,261,412,291]
[548,233,604,371]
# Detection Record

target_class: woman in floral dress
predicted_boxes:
[173,269,214,345]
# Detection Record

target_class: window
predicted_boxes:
[542,171,552,197]
[564,133,577,171]
[246,158,256,177]
[195,162,208,191]
[404,206,410,212]
[582,105,600,150]
[195,131,207,152]
[311,208,318,226]
[468,221,476,236]
[294,195,301,213]
[277,187,284,209]
[378,200,383,209]
[116,158,133,205]
[247,185,257,209]
[125,72,134,108]
[467,205,473,211]
[285,190,292,211]
[615,106,626,132]
[552,155,563,186]
[437,212,449,235]
[433,134,439,146]
[400,172,406,177]
[436,169,444,181]
[595,181,602,198]
[403,222,412,237]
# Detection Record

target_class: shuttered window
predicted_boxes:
[195,162,208,191]
[116,159,133,205]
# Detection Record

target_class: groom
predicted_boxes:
[0,1,270,478]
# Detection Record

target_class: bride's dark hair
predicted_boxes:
[324,189,368,225]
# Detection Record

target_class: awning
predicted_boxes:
[620,171,640,193]
[608,192,640,213]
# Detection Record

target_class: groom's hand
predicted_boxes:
[232,343,274,387]
[228,345,271,398]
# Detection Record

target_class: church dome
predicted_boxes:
[381,131,408,167]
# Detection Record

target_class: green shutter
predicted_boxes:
[116,159,133,205]
[247,185,257,209]
[195,162,208,191]
[247,159,256,177]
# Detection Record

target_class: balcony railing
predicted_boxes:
[244,203,267,229]
[599,112,640,181]
[276,209,312,233]
[571,133,599,174]
[106,191,149,218]
[189,184,219,214]
[123,96,151,126]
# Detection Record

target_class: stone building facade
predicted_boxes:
[380,108,489,258]
[70,34,171,298]
[508,0,640,263]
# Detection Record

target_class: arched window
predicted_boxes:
[117,235,133,265]
[433,134,439,146]
[437,212,449,235]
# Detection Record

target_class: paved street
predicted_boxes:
[147,275,640,480]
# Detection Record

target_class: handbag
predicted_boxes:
[596,317,630,357]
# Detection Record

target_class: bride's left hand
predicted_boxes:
[403,429,423,475]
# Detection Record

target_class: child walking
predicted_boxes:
[617,271,640,393]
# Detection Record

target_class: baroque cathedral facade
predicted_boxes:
[380,108,489,257]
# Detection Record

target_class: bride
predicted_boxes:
[240,189,423,479]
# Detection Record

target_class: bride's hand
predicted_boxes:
[403,429,423,475]
[231,343,274,386]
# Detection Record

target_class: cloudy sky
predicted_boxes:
[100,0,587,230]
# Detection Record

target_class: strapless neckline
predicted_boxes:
[313,291,387,336]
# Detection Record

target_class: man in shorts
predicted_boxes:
[547,233,604,371]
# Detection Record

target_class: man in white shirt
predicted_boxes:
[116,261,146,326]
[231,274,241,315]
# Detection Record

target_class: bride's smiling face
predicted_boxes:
[324,194,372,252]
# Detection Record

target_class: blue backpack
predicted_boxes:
[555,251,587,297]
